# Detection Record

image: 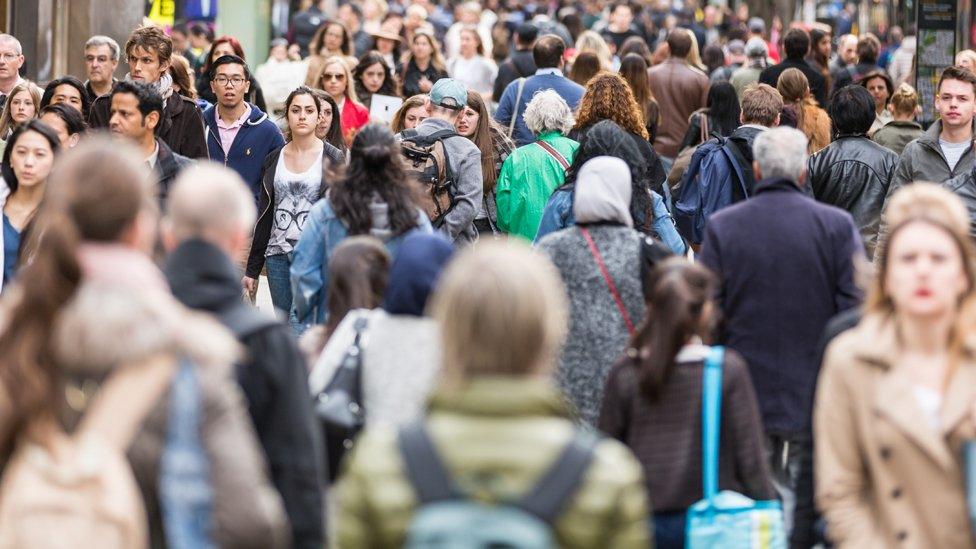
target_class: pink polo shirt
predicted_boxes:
[216,103,251,156]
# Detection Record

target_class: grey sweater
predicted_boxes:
[413,117,484,244]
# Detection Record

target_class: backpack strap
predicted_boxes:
[398,422,458,504]
[508,78,526,138]
[518,429,599,524]
[701,346,725,500]
[405,128,458,146]
[535,140,570,171]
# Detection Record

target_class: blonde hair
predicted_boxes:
[684,29,706,72]
[889,82,919,117]
[956,49,976,70]
[574,31,613,70]
[430,241,568,385]
[0,81,41,137]
[318,56,361,105]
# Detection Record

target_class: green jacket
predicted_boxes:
[335,377,652,548]
[495,132,579,241]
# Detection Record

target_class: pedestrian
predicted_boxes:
[0,137,288,548]
[758,28,828,107]
[710,39,746,85]
[619,53,661,143]
[398,30,449,98]
[390,93,428,133]
[89,25,208,160]
[401,78,483,244]
[495,35,585,146]
[39,76,90,119]
[598,257,776,549]
[808,85,897,259]
[83,35,120,99]
[872,82,923,155]
[776,68,830,153]
[568,52,601,86]
[830,34,859,85]
[304,21,358,86]
[648,29,710,163]
[679,82,741,151]
[493,23,538,101]
[310,232,451,432]
[368,21,403,72]
[289,0,329,57]
[716,82,783,196]
[617,36,654,67]
[446,28,497,102]
[255,38,306,118]
[832,35,884,96]
[107,80,192,203]
[698,127,862,536]
[337,3,373,57]
[730,37,769,100]
[816,183,976,548]
[0,34,25,109]
[538,156,649,425]
[860,70,894,135]
[806,27,832,98]
[334,240,652,547]
[188,22,214,75]
[495,89,577,240]
[290,123,433,327]
[443,1,494,60]
[244,87,326,332]
[196,36,268,113]
[574,30,614,71]
[162,165,325,549]
[455,90,514,236]
[0,80,39,142]
[889,28,916,87]
[38,103,85,149]
[600,2,642,55]
[316,56,369,146]
[0,120,59,291]
[312,90,348,160]
[352,51,398,110]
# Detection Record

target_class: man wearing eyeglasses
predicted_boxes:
[0,34,25,110]
[202,55,285,204]
[89,26,208,160]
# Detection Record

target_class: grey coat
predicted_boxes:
[871,120,924,156]
[538,224,645,426]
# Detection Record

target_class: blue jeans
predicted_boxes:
[653,511,686,549]
[265,253,301,335]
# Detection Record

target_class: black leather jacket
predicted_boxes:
[807,135,898,258]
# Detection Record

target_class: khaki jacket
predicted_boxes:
[815,314,976,549]
[334,377,651,548]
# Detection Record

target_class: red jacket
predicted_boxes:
[340,98,370,145]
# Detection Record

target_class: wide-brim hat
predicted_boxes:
[370,29,403,43]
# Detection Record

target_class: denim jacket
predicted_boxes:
[289,198,433,327]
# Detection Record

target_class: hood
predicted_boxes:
[203,102,270,127]
[573,156,633,227]
[163,239,243,314]
[382,231,454,316]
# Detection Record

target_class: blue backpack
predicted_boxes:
[397,423,598,548]
[673,138,750,245]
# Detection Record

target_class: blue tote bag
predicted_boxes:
[686,346,786,549]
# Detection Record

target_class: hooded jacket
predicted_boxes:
[203,103,286,201]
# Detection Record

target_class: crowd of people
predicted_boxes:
[0,0,973,547]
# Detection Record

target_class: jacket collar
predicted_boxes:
[918,118,976,147]
[754,177,802,194]
[154,138,180,179]
[204,102,269,128]
[428,377,572,418]
[847,313,976,471]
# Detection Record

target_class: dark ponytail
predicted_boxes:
[632,258,716,401]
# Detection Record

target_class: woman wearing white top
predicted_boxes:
[446,27,497,102]
[245,87,326,333]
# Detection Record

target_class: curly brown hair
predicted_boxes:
[573,71,649,140]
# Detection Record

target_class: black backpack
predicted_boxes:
[400,128,457,227]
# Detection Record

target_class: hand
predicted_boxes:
[242,276,257,294]
[287,44,301,61]
[418,76,432,92]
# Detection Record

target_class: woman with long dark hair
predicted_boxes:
[806,28,832,98]
[312,90,347,158]
[352,51,398,110]
[290,123,432,328]
[599,257,774,549]
[679,82,740,151]
[619,53,661,143]
[38,76,90,120]
[196,35,267,111]
[455,90,514,235]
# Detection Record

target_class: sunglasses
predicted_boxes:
[322,73,346,81]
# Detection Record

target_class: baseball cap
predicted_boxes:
[748,17,766,34]
[726,39,745,56]
[429,78,467,110]
[745,37,768,58]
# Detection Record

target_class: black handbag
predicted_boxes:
[315,316,367,482]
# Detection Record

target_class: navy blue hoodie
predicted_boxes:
[203,103,285,201]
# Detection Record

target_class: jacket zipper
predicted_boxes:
[207,126,229,167]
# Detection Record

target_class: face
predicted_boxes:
[413,35,433,58]
[403,105,427,129]
[211,42,237,63]
[360,62,386,93]
[0,41,24,82]
[936,78,976,129]
[109,92,154,142]
[288,94,319,138]
[455,105,480,137]
[376,37,396,54]
[271,44,288,61]
[9,90,35,124]
[865,77,890,110]
[171,31,188,53]
[338,5,359,30]
[610,5,634,28]
[39,112,79,148]
[316,100,333,139]
[817,36,832,58]
[324,24,345,53]
[85,44,118,85]
[9,130,54,189]
[51,84,84,114]
[839,39,857,64]
[321,63,348,99]
[210,62,250,109]
[127,46,168,83]
[885,221,969,319]
[459,31,477,56]
[958,55,976,72]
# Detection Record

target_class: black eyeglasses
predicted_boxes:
[214,75,247,86]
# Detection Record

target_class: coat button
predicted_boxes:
[896,531,908,542]
[891,487,902,498]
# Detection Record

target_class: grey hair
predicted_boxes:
[752,127,809,182]
[0,34,22,55]
[523,89,575,136]
[85,35,121,61]
[166,164,257,244]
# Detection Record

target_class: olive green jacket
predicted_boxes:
[334,377,653,548]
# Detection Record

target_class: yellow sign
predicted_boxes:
[148,0,176,26]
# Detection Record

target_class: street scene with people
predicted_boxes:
[0,0,973,546]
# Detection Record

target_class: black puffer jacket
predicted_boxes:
[807,136,897,259]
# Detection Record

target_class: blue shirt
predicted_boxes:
[494,71,585,147]
[3,213,19,288]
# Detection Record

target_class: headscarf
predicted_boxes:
[382,231,454,316]
[572,156,633,227]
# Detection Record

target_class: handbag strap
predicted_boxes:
[580,227,635,335]
[535,140,571,171]
[701,346,725,500]
[508,77,526,138]
[700,113,709,143]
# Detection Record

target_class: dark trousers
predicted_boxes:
[653,511,686,549]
